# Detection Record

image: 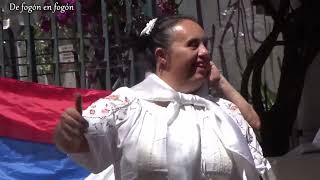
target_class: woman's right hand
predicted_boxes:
[208,62,222,88]
[54,95,89,153]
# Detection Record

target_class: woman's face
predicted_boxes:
[158,19,211,93]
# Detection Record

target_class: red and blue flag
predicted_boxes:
[0,77,111,180]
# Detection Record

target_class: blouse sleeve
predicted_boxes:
[69,87,140,173]
[215,98,272,176]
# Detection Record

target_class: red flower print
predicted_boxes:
[228,104,238,111]
[106,95,119,100]
[101,108,109,114]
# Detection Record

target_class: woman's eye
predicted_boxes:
[188,41,199,48]
[203,40,208,48]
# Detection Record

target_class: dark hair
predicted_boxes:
[137,15,197,72]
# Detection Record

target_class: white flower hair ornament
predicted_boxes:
[140,18,158,36]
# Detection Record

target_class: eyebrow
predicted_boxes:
[185,37,212,46]
[187,36,211,42]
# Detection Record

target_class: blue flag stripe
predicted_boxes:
[0,137,89,180]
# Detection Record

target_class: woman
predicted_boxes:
[54,15,272,179]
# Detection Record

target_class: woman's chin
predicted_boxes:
[184,78,205,93]
[196,67,209,77]
[194,71,207,81]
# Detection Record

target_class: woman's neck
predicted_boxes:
[155,72,202,94]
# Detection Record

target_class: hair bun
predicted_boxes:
[135,35,151,52]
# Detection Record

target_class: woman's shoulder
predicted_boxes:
[206,95,250,134]
[82,87,138,120]
[216,98,242,116]
[207,96,271,174]
[206,96,243,119]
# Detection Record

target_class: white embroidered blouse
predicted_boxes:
[70,74,272,180]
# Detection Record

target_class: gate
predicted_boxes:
[0,0,157,90]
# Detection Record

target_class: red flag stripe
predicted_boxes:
[0,77,111,144]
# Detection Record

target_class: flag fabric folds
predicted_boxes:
[0,77,111,180]
[0,137,89,180]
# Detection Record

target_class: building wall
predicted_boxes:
[296,53,320,143]
[179,0,320,144]
[179,0,282,95]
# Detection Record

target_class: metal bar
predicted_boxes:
[101,0,111,89]
[20,70,83,77]
[0,9,5,77]
[112,77,121,90]
[51,0,60,85]
[216,0,222,27]
[5,60,78,68]
[129,48,135,87]
[10,62,53,66]
[125,0,132,35]
[144,0,156,17]
[60,70,80,73]
[6,37,79,41]
[76,1,85,88]
[7,29,18,79]
[113,14,122,87]
[196,0,204,27]
[25,13,38,82]
[151,0,157,16]
[7,53,51,59]
[125,0,134,86]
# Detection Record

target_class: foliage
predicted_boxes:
[244,0,320,156]
[36,0,181,88]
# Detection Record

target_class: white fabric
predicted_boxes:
[85,165,115,180]
[69,73,272,180]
